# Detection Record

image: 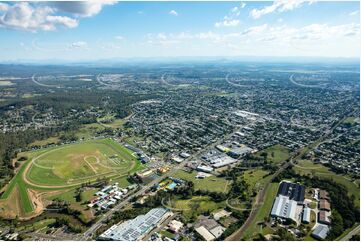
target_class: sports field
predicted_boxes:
[0,138,142,219]
[27,139,138,187]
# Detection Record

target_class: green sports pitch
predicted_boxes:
[0,138,143,219]
[26,139,140,187]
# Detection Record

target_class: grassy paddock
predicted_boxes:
[254,144,290,163]
[173,170,230,193]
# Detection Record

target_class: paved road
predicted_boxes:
[339,225,360,241]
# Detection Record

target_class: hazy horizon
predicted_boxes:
[0,1,360,61]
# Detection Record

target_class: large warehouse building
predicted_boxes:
[270,181,305,223]
[98,208,171,241]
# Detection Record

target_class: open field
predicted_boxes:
[254,144,290,163]
[0,138,143,219]
[173,170,230,193]
[29,137,60,147]
[0,80,14,86]
[97,114,126,129]
[166,196,226,222]
[343,116,360,125]
[75,123,105,140]
[242,169,270,190]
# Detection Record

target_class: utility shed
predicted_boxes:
[319,190,330,200]
[319,199,331,211]
[312,224,329,240]
[302,206,311,224]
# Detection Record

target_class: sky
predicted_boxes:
[0,0,360,61]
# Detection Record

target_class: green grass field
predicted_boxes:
[27,139,139,186]
[254,144,290,163]
[0,138,143,219]
[167,196,226,222]
[342,116,360,125]
[173,170,230,193]
[242,169,270,190]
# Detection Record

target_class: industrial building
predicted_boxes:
[319,190,330,200]
[98,208,171,241]
[277,181,305,203]
[270,195,298,222]
[318,211,331,225]
[270,181,305,223]
[210,155,237,168]
[194,216,226,241]
[227,146,253,158]
[319,199,331,211]
[168,220,184,233]
[312,224,330,240]
[302,206,311,224]
[196,165,213,173]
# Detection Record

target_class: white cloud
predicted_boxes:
[215,19,240,28]
[250,0,316,19]
[0,1,113,32]
[240,24,268,35]
[145,22,359,53]
[240,2,246,9]
[0,2,9,12]
[46,16,78,29]
[48,1,116,17]
[169,10,178,16]
[0,2,79,32]
[215,5,243,28]
[115,35,125,40]
[68,41,88,49]
[349,10,359,16]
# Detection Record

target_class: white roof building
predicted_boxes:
[312,224,330,240]
[302,206,311,223]
[211,156,237,168]
[195,226,216,241]
[216,145,228,152]
[99,208,170,241]
[209,225,226,239]
[168,220,184,233]
[270,195,298,222]
[197,165,214,173]
[212,209,231,221]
